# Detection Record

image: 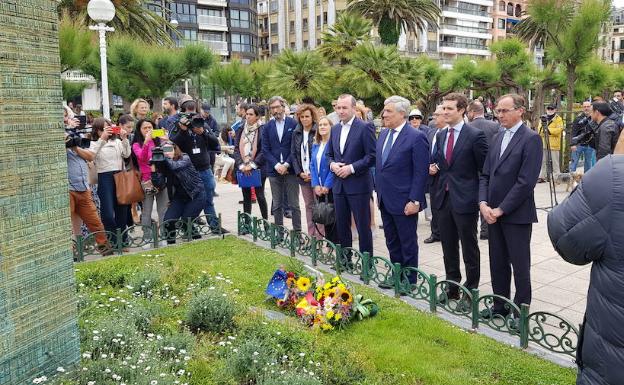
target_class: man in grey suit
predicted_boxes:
[468,100,500,240]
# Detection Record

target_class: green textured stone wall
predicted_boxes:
[0,1,80,384]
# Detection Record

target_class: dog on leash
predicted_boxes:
[554,172,582,192]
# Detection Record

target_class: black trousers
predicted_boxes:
[431,206,440,239]
[242,176,268,220]
[437,193,480,292]
[488,221,532,313]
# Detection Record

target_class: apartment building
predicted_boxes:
[600,7,624,65]
[147,0,259,63]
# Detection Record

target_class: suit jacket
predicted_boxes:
[261,116,298,177]
[470,117,500,147]
[426,127,440,194]
[431,123,488,214]
[310,142,335,189]
[375,123,430,215]
[479,123,542,224]
[326,117,376,195]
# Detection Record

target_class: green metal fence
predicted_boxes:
[237,211,580,359]
[73,214,223,261]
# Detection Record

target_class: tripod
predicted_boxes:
[538,119,559,211]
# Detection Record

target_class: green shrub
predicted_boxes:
[223,337,278,383]
[77,262,134,288]
[185,289,237,334]
[128,270,162,299]
[155,331,195,360]
[259,371,324,385]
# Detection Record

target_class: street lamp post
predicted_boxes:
[87,0,116,120]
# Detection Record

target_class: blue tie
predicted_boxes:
[382,129,395,166]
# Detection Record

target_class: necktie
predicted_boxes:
[500,129,512,158]
[445,128,455,163]
[381,129,395,166]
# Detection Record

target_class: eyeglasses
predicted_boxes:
[408,116,422,121]
[494,108,517,115]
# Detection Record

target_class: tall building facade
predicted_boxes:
[490,0,543,67]
[600,7,624,66]
[148,0,259,63]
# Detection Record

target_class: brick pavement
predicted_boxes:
[214,181,588,326]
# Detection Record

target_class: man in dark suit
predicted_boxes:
[479,94,542,317]
[262,96,301,231]
[467,100,501,240]
[424,105,445,244]
[430,93,488,301]
[327,94,376,254]
[376,96,429,277]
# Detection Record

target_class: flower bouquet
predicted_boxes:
[266,269,378,331]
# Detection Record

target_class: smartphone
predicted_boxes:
[110,125,121,135]
[152,129,166,138]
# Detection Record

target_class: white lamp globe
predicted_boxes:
[87,0,116,24]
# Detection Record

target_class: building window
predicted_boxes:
[169,2,196,24]
[515,4,522,17]
[270,0,278,13]
[199,32,225,41]
[620,39,624,50]
[498,1,505,11]
[303,18,308,31]
[288,0,295,9]
[231,33,256,53]
[270,22,278,34]
[316,15,322,26]
[317,38,321,46]
[198,8,223,17]
[323,12,327,22]
[290,20,295,33]
[230,9,252,29]
[506,2,513,16]
[613,39,616,50]
[174,28,197,46]
[620,52,624,63]
[303,40,309,49]
[290,42,295,49]
[303,1,307,8]
[271,43,279,53]
[498,18,505,29]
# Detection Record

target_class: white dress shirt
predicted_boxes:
[339,115,355,154]
[499,120,522,158]
[316,141,327,184]
[301,130,310,174]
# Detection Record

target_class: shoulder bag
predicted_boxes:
[114,145,144,205]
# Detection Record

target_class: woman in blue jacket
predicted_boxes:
[310,116,338,244]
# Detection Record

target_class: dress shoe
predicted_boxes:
[284,210,292,219]
[437,290,460,304]
[424,235,440,244]
[537,178,546,183]
[377,281,393,289]
[479,308,510,320]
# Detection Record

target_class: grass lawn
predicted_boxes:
[62,237,576,385]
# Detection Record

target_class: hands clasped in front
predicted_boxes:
[330,162,353,179]
[480,203,503,224]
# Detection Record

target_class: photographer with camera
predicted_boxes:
[151,142,205,244]
[132,119,169,244]
[89,117,132,247]
[65,117,110,255]
[570,101,597,173]
[591,101,619,161]
[537,105,564,183]
[170,95,221,231]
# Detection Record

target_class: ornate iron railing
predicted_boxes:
[236,211,581,360]
[73,214,223,261]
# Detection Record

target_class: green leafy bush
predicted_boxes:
[128,270,162,299]
[185,289,237,334]
[259,371,324,385]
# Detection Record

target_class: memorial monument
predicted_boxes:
[0,1,80,384]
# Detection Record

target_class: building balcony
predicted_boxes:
[439,41,490,55]
[442,6,491,21]
[197,0,227,7]
[61,70,96,83]
[200,39,229,56]
[441,24,491,35]
[198,15,228,32]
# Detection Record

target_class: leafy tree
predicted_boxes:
[347,0,439,46]
[59,14,96,73]
[62,80,90,101]
[339,43,408,111]
[180,44,216,99]
[248,60,275,101]
[207,60,253,124]
[266,50,335,105]
[58,0,176,45]
[317,13,372,64]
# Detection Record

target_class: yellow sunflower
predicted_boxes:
[286,277,296,288]
[340,290,353,305]
[296,277,311,292]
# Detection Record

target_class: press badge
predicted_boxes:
[192,148,201,154]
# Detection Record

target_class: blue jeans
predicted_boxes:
[164,190,206,243]
[570,145,596,173]
[198,169,218,227]
[97,171,129,244]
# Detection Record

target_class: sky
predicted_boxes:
[615,0,624,7]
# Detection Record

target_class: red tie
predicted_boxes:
[445,128,455,163]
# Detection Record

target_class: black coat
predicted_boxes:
[595,118,619,160]
[547,155,624,385]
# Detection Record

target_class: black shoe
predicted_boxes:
[479,308,510,320]
[424,236,440,244]
[437,290,460,304]
[212,227,230,235]
[377,281,393,289]
[479,234,488,240]
[213,191,219,197]
[238,200,245,204]
[284,211,292,219]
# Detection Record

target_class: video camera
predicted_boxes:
[149,143,174,164]
[176,112,205,131]
[65,128,91,149]
[570,117,598,148]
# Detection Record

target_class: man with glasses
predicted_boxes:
[424,105,446,244]
[479,94,542,319]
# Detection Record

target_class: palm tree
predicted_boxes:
[514,0,610,169]
[58,0,175,45]
[267,50,335,105]
[317,12,373,64]
[347,0,440,46]
[339,43,408,111]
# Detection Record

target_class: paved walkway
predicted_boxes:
[214,181,588,326]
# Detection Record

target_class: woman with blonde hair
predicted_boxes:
[130,98,150,120]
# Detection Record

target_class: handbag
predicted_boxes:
[312,194,335,226]
[236,169,262,188]
[114,157,144,205]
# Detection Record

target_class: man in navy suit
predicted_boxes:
[262,96,301,231]
[327,94,376,254]
[376,96,429,277]
[479,94,542,316]
[424,105,445,244]
[430,93,488,301]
